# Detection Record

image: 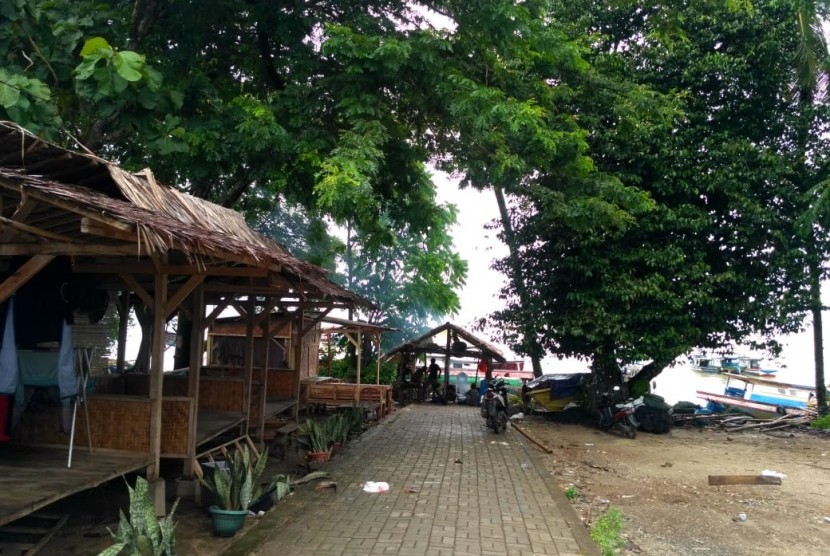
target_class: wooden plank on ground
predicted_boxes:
[708,475,782,486]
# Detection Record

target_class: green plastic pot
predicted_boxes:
[209,506,248,537]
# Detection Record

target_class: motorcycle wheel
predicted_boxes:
[488,415,500,434]
[623,424,637,439]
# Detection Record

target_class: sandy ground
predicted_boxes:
[518,412,830,556]
[25,411,830,556]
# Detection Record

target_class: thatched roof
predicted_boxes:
[0,121,364,305]
[385,322,506,363]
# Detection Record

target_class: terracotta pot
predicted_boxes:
[306,450,330,464]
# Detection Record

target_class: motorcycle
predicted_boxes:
[481,378,509,433]
[597,386,638,439]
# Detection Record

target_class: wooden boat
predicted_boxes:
[696,373,821,418]
[525,373,584,412]
[740,358,779,377]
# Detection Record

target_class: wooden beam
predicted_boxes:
[119,273,153,311]
[80,217,137,242]
[12,186,133,231]
[0,191,35,242]
[708,475,782,486]
[73,262,269,277]
[0,214,76,242]
[0,254,55,304]
[302,309,330,337]
[0,243,144,257]
[203,298,231,330]
[164,274,205,320]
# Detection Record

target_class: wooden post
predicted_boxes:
[116,291,130,373]
[182,284,203,478]
[148,269,168,516]
[292,311,304,421]
[242,296,255,436]
[254,301,271,446]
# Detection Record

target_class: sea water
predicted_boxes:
[651,354,821,406]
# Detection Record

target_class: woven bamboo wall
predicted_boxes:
[160,398,192,457]
[199,378,244,411]
[266,370,296,398]
[79,397,151,451]
[249,383,264,422]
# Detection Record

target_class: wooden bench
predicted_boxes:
[305,383,389,420]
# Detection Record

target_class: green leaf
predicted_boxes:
[113,51,144,82]
[74,58,100,80]
[80,36,111,57]
[0,81,21,108]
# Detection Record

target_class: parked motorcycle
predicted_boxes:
[597,386,638,438]
[481,378,509,433]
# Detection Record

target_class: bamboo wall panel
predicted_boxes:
[249,383,264,422]
[199,378,244,411]
[79,397,151,452]
[160,398,192,456]
[266,370,296,398]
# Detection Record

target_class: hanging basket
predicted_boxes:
[451,341,468,356]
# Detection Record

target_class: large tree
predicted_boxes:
[2,1,608,359]
[493,0,826,398]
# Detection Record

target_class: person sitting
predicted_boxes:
[466,383,480,406]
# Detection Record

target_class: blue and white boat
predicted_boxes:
[696,373,821,418]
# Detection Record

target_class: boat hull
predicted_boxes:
[696,391,813,419]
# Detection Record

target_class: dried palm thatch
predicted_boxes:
[0,121,366,304]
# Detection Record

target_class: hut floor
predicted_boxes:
[0,444,152,526]
[195,411,246,446]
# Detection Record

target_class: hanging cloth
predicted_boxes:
[0,297,18,395]
[57,319,78,400]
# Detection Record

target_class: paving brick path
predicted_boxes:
[240,403,600,556]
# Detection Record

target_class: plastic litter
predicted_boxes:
[362,481,389,493]
[510,412,525,420]
[761,470,787,479]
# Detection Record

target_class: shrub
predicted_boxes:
[590,507,625,556]
[564,485,579,502]
[811,414,830,430]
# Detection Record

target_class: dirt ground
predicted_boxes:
[24,412,830,556]
[518,412,830,556]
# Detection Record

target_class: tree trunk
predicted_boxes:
[133,303,153,372]
[173,312,192,370]
[808,260,828,416]
[493,186,544,376]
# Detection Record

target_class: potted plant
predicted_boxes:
[298,418,332,464]
[328,413,350,455]
[97,476,178,556]
[198,446,268,537]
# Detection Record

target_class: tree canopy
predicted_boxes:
[1,0,605,340]
[492,0,830,394]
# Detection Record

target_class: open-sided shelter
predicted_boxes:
[385,322,506,400]
[0,122,365,524]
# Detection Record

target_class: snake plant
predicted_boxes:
[97,476,178,556]
[199,446,269,511]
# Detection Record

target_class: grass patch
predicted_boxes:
[564,485,579,502]
[811,414,830,430]
[590,506,625,556]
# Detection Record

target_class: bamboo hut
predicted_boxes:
[0,121,366,524]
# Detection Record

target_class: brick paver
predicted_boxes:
[241,404,601,556]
